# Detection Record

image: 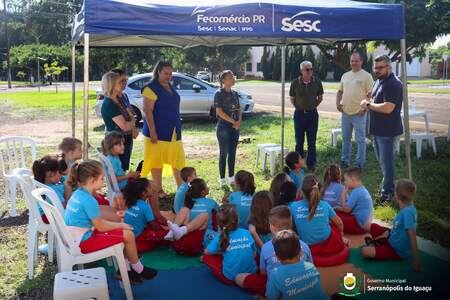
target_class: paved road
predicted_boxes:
[1,81,449,131]
[236,82,450,132]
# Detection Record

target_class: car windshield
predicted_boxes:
[184,73,218,88]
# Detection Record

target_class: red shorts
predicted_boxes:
[336,211,366,234]
[309,224,345,256]
[173,229,206,256]
[94,193,110,206]
[202,254,235,285]
[242,273,267,296]
[41,214,49,224]
[79,229,123,254]
[369,224,401,260]
[135,225,169,253]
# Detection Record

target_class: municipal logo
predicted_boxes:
[339,273,362,297]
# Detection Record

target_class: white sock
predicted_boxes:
[173,226,188,240]
[164,230,174,241]
[131,260,144,274]
[168,221,179,231]
[125,259,131,271]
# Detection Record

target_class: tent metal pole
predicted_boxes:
[400,38,412,180]
[71,45,76,138]
[281,44,286,169]
[83,34,90,159]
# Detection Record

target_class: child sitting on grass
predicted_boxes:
[248,191,274,251]
[123,178,168,253]
[173,167,197,214]
[283,151,305,192]
[277,181,298,206]
[64,160,157,284]
[361,179,420,272]
[225,170,256,229]
[322,164,344,208]
[165,178,218,255]
[236,205,312,297]
[335,166,373,234]
[270,172,293,207]
[265,230,328,300]
[203,204,257,287]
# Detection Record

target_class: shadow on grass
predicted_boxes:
[0,210,28,228]
[14,260,56,300]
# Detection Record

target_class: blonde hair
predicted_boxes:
[101,71,121,97]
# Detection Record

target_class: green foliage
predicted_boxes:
[261,46,273,80]
[272,47,282,81]
[316,52,329,80]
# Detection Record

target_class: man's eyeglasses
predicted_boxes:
[304,68,313,72]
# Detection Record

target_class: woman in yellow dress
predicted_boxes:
[141,60,185,205]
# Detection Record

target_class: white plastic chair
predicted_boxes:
[0,136,36,216]
[33,188,133,300]
[97,149,120,204]
[331,128,342,147]
[12,169,54,279]
[411,132,437,159]
[255,143,278,166]
[262,146,289,176]
[54,267,109,300]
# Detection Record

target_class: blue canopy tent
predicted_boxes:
[71,0,412,179]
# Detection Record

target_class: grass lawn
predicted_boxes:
[408,79,449,85]
[0,93,449,298]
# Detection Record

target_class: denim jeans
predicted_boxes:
[294,109,318,168]
[216,121,240,179]
[119,133,133,171]
[373,135,400,197]
[341,112,367,167]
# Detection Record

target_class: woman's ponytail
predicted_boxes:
[308,182,321,220]
[218,204,239,251]
[219,227,230,251]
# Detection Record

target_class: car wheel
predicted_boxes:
[131,105,142,126]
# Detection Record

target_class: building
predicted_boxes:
[244,45,431,79]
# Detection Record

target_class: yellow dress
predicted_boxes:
[140,86,186,177]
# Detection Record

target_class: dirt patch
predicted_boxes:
[182,135,217,160]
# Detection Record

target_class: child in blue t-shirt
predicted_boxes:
[225,170,255,228]
[101,131,139,190]
[166,178,219,254]
[236,205,312,297]
[277,181,298,207]
[265,230,328,300]
[322,164,344,208]
[290,175,346,256]
[335,167,373,234]
[173,167,197,213]
[203,204,257,286]
[123,178,168,253]
[361,179,420,272]
[64,160,157,284]
[32,155,68,223]
[248,191,273,252]
[283,151,305,192]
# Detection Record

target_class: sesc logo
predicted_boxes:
[281,11,321,33]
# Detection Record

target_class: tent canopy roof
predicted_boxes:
[72,0,405,48]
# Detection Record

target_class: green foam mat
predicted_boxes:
[345,248,450,299]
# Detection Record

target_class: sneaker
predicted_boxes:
[227,176,235,185]
[139,266,158,280]
[114,270,143,285]
[376,194,393,206]
[219,177,227,186]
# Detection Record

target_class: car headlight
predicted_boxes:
[247,95,252,99]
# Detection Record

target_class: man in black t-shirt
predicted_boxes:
[360,55,403,204]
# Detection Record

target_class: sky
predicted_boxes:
[431,34,450,49]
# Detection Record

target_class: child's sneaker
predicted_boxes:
[227,176,235,185]
[139,266,158,280]
[219,177,227,186]
[114,270,143,285]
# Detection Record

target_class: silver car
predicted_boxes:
[94,72,254,122]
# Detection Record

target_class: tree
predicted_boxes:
[43,61,68,92]
[260,46,273,80]
[316,52,329,80]
[272,47,281,81]
[303,46,316,73]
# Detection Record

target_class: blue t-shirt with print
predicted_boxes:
[190,197,219,247]
[289,169,304,191]
[106,154,127,190]
[38,182,65,216]
[229,191,253,228]
[323,182,344,208]
[173,182,189,213]
[290,200,336,245]
[260,239,313,274]
[64,188,101,242]
[346,186,373,227]
[266,260,328,300]
[388,204,417,258]
[249,224,273,254]
[206,228,257,280]
[124,200,155,236]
